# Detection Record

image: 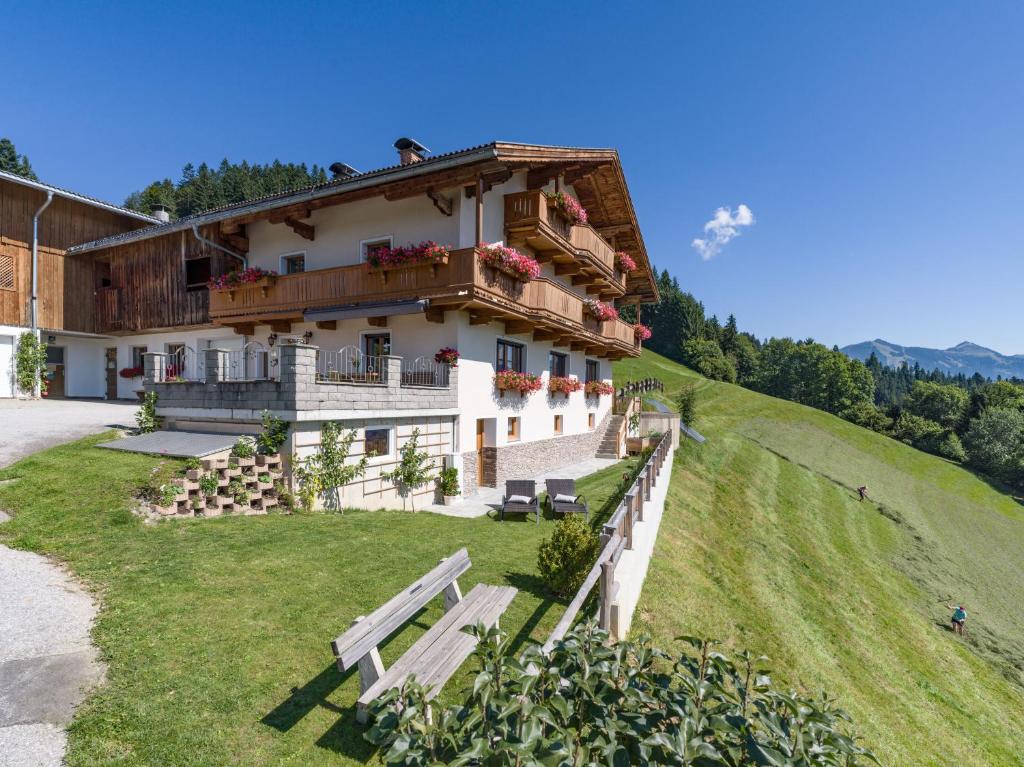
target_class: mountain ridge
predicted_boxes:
[841,338,1024,379]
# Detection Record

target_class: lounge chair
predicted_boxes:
[545,479,589,522]
[500,480,540,523]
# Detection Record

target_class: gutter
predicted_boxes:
[31,191,54,335]
[191,225,246,268]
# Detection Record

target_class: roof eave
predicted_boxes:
[0,169,160,224]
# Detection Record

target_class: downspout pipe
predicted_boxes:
[191,224,247,268]
[30,191,54,398]
[31,191,54,335]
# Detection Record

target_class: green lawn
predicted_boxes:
[617,351,1024,767]
[0,436,635,767]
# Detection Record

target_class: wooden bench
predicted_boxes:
[329,548,516,723]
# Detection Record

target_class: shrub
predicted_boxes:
[256,410,289,455]
[935,431,967,463]
[183,457,202,472]
[157,483,182,507]
[841,402,893,433]
[227,478,249,505]
[963,407,1024,486]
[365,621,878,766]
[537,515,599,598]
[198,473,219,497]
[231,436,256,458]
[136,391,160,434]
[15,332,47,395]
[437,466,460,496]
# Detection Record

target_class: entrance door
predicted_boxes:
[105,348,118,400]
[476,419,485,487]
[45,346,65,398]
[363,332,391,379]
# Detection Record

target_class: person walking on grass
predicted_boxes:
[857,485,868,501]
[947,602,968,635]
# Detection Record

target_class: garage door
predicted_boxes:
[0,335,13,398]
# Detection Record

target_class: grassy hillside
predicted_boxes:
[616,351,1024,766]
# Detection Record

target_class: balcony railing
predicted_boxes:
[504,190,624,296]
[208,248,640,357]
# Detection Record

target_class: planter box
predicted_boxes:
[214,275,276,301]
[185,469,202,481]
[234,456,256,468]
[203,506,223,518]
[442,495,458,507]
[368,254,448,284]
[223,467,241,478]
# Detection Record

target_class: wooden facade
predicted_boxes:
[0,176,148,330]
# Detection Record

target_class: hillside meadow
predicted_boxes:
[618,351,1024,766]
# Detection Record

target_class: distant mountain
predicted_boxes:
[841,339,1024,380]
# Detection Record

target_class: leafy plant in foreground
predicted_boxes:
[365,621,878,766]
[136,391,160,434]
[15,332,47,395]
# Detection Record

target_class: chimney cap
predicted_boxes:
[329,162,360,179]
[393,137,430,154]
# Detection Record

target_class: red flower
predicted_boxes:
[494,370,543,394]
[548,376,583,395]
[548,191,588,225]
[207,266,277,290]
[584,299,620,322]
[434,347,460,367]
[367,241,451,269]
[584,380,614,396]
[615,252,637,272]
[634,323,652,341]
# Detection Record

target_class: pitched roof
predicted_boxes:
[0,168,161,224]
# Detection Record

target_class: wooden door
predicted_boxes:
[476,419,485,487]
[45,346,65,399]
[105,348,118,400]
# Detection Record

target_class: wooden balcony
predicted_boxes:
[208,248,640,359]
[503,191,625,300]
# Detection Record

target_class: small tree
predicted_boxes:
[381,428,435,512]
[15,332,47,396]
[676,382,698,427]
[256,410,290,455]
[537,515,600,597]
[292,422,368,511]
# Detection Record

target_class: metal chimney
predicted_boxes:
[151,204,171,223]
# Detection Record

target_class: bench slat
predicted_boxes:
[332,548,471,669]
[357,583,516,709]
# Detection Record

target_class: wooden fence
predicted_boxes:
[543,431,674,650]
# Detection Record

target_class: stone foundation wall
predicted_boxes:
[462,411,613,491]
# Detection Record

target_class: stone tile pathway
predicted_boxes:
[423,456,621,518]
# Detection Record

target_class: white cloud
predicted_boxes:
[691,204,755,261]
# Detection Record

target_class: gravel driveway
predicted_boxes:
[0,398,137,766]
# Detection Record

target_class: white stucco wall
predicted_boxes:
[245,192,462,274]
[0,325,20,397]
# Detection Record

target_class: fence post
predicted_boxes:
[625,491,637,548]
[598,557,614,631]
[642,469,651,503]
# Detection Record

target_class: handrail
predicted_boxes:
[543,431,673,649]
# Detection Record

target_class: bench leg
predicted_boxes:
[357,649,385,695]
[442,579,463,612]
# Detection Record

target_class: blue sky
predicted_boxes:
[3,1,1022,353]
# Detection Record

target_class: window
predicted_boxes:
[185,257,211,292]
[365,428,391,458]
[496,339,524,372]
[166,343,185,377]
[363,332,391,357]
[588,413,596,430]
[0,255,15,291]
[507,417,521,442]
[553,414,563,434]
[585,358,600,383]
[131,346,147,369]
[360,236,393,263]
[281,253,305,274]
[549,351,568,377]
[45,346,64,365]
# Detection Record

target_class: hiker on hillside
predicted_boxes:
[857,486,868,501]
[947,602,968,635]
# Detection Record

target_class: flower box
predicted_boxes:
[494,370,543,397]
[208,267,278,298]
[548,376,583,396]
[615,251,637,273]
[234,456,256,468]
[546,191,588,226]
[202,506,223,518]
[366,241,451,282]
[584,299,620,322]
[434,347,460,367]
[584,380,614,397]
[478,244,541,282]
[634,323,652,341]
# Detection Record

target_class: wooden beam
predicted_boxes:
[285,218,315,241]
[367,316,388,327]
[554,262,582,276]
[268,208,311,225]
[533,329,559,341]
[220,221,243,235]
[553,336,575,348]
[424,307,446,323]
[596,224,633,238]
[232,323,256,336]
[475,175,484,245]
[426,189,453,216]
[315,320,337,330]
[503,319,532,335]
[469,310,495,326]
[586,285,605,295]
[269,319,292,333]
[570,341,589,351]
[572,274,598,286]
[223,233,249,252]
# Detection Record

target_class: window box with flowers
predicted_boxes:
[548,375,583,397]
[494,370,543,398]
[366,241,451,282]
[434,347,459,367]
[546,191,588,226]
[208,267,278,299]
[583,298,620,322]
[119,366,144,380]
[584,380,614,397]
[478,244,541,282]
[615,251,637,275]
[634,323,652,342]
